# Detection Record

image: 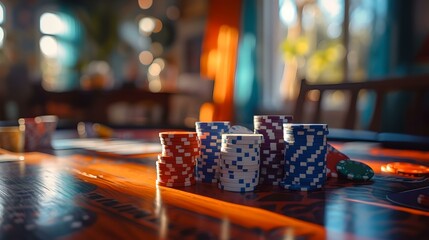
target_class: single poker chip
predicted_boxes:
[219,181,258,189]
[157,172,195,180]
[220,145,259,153]
[219,173,259,181]
[161,143,200,151]
[200,147,222,154]
[198,178,218,183]
[336,159,374,181]
[161,150,200,158]
[222,133,263,142]
[254,125,283,131]
[326,144,349,178]
[254,115,293,123]
[220,164,259,172]
[197,171,218,177]
[221,151,260,159]
[157,159,196,165]
[221,153,259,160]
[219,170,259,178]
[218,183,255,192]
[219,181,259,189]
[280,182,323,191]
[222,133,264,141]
[219,164,259,172]
[195,121,230,127]
[222,138,263,145]
[156,165,193,173]
[197,134,222,140]
[157,176,195,183]
[218,175,258,184]
[160,141,199,148]
[283,123,328,130]
[159,131,198,138]
[417,194,429,208]
[157,168,195,175]
[260,142,285,150]
[157,161,195,168]
[157,170,195,177]
[221,159,260,167]
[221,143,259,149]
[158,154,197,163]
[386,162,429,176]
[157,175,194,182]
[255,128,284,135]
[229,125,253,134]
[260,168,283,175]
[160,140,199,147]
[156,180,195,187]
[283,176,326,184]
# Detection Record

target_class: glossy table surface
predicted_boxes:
[0,129,428,240]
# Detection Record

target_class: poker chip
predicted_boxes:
[218,183,256,192]
[282,123,329,191]
[195,121,230,183]
[385,162,429,177]
[254,115,293,185]
[280,182,323,191]
[326,144,349,178]
[157,131,199,188]
[218,133,261,192]
[157,154,197,165]
[156,180,195,187]
[229,125,253,134]
[336,159,374,181]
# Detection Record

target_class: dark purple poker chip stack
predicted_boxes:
[253,115,293,185]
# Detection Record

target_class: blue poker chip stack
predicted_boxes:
[281,124,329,191]
[254,115,293,185]
[218,134,263,192]
[195,122,230,183]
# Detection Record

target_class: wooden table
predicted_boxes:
[0,130,428,239]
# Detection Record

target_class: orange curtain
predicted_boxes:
[200,0,242,122]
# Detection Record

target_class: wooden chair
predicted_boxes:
[293,75,429,135]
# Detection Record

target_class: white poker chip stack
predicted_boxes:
[218,134,263,192]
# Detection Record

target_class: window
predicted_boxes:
[261,0,387,115]
[39,11,81,91]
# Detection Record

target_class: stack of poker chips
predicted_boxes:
[195,122,230,183]
[218,133,263,192]
[254,115,293,185]
[157,132,200,187]
[281,124,329,191]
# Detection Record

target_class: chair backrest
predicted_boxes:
[293,75,429,135]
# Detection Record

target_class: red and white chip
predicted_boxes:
[326,144,350,178]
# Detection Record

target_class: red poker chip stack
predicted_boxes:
[157,132,200,187]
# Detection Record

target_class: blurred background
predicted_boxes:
[0,0,428,135]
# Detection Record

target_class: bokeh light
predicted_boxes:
[0,3,5,24]
[139,17,155,34]
[279,0,297,26]
[138,0,153,10]
[40,12,65,35]
[151,42,164,56]
[40,36,58,57]
[166,6,180,20]
[139,50,153,65]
